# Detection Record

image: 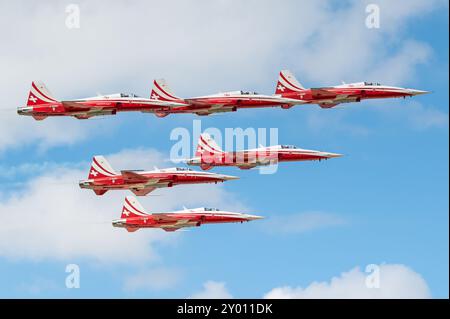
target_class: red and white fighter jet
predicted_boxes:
[18,81,187,120]
[113,196,263,232]
[149,79,299,117]
[79,156,238,196]
[185,133,342,170]
[275,70,429,108]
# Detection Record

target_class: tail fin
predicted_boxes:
[275,70,305,94]
[121,196,149,218]
[151,79,183,102]
[27,81,59,106]
[88,156,118,179]
[195,133,224,157]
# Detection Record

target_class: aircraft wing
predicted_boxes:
[310,88,339,99]
[317,94,358,108]
[152,214,180,222]
[161,101,189,109]
[62,101,97,110]
[184,99,217,106]
[121,170,156,183]
[184,99,230,110]
[160,218,193,232]
[231,150,278,163]
[194,106,237,116]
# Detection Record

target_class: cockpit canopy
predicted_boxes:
[120,93,140,98]
[240,90,259,95]
[220,90,259,96]
[280,145,298,149]
[175,167,193,171]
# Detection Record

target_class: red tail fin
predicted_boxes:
[151,79,183,103]
[195,133,224,157]
[121,196,149,218]
[27,81,58,106]
[275,70,305,95]
[88,156,117,180]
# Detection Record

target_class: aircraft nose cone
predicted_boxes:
[245,214,264,221]
[221,174,240,181]
[408,89,430,96]
[323,152,343,159]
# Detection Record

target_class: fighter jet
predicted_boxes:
[18,81,187,120]
[148,79,299,117]
[79,156,238,196]
[112,195,263,232]
[185,133,342,170]
[275,70,429,108]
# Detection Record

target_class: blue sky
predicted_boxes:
[0,0,448,298]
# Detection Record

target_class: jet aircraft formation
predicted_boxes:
[18,70,427,120]
[19,70,428,232]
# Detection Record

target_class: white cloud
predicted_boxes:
[262,212,346,234]
[0,167,168,263]
[397,102,448,130]
[407,105,449,130]
[0,0,444,152]
[192,264,431,299]
[0,161,83,180]
[123,268,182,292]
[189,281,233,299]
[0,148,245,263]
[368,40,432,85]
[292,0,441,85]
[264,264,431,299]
[369,100,449,130]
[16,278,59,295]
[306,109,371,136]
